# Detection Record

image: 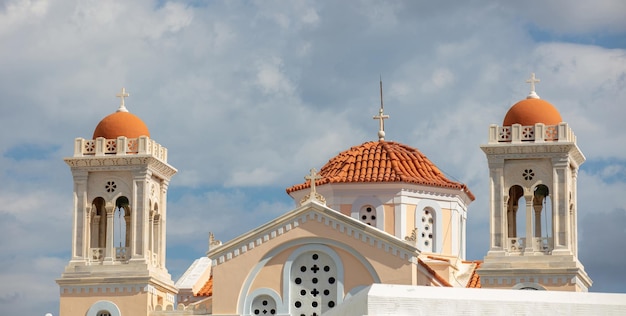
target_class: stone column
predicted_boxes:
[71,171,88,262]
[552,157,569,252]
[159,180,169,268]
[104,204,115,263]
[488,158,505,251]
[524,195,533,253]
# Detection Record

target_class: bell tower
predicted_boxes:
[478,74,592,292]
[57,88,178,315]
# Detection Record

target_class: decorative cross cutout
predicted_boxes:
[116,87,130,112]
[526,73,540,93]
[311,288,320,297]
[311,264,320,273]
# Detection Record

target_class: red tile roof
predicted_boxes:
[195,275,213,297]
[286,141,474,200]
[465,260,482,288]
[417,258,452,287]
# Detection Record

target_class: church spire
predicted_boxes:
[373,77,389,141]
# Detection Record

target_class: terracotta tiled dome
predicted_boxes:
[286,141,474,200]
[93,111,150,139]
[503,98,562,126]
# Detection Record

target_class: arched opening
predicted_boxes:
[420,207,435,252]
[91,197,106,248]
[507,185,524,238]
[114,196,130,261]
[251,295,277,315]
[358,205,377,226]
[290,251,339,315]
[90,197,106,261]
[507,185,525,252]
[533,184,552,251]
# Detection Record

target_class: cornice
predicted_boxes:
[64,155,177,179]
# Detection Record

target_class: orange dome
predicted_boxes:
[503,98,562,126]
[286,141,474,200]
[93,111,150,139]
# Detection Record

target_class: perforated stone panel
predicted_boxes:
[290,251,338,316]
[251,295,277,315]
[359,205,377,226]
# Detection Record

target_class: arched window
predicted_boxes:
[507,185,525,251]
[420,208,435,252]
[287,246,342,315]
[532,185,552,251]
[507,185,524,238]
[86,301,121,316]
[358,205,377,226]
[91,197,106,249]
[114,196,130,261]
[251,295,277,315]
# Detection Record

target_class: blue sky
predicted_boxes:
[0,0,625,314]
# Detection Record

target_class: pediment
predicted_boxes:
[207,201,419,267]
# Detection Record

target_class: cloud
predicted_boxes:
[510,0,626,35]
[0,1,625,314]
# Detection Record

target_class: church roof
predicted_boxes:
[502,73,562,127]
[92,88,150,139]
[93,111,150,139]
[286,140,474,201]
[466,261,482,288]
[503,98,562,126]
[195,275,213,297]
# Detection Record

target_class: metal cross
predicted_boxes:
[373,78,389,141]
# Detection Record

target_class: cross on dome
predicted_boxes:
[525,73,541,99]
[116,87,130,112]
[373,78,389,141]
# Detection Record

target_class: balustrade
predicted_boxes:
[90,248,105,262]
[508,237,525,252]
[489,123,575,144]
[115,247,130,261]
[74,136,168,162]
[508,237,552,254]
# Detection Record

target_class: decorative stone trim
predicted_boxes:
[60,284,146,294]
[211,208,418,267]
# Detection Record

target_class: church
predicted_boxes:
[55,75,626,315]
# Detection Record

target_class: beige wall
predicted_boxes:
[60,291,149,316]
[211,218,419,315]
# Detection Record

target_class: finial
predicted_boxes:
[373,77,389,141]
[300,168,326,206]
[116,87,130,112]
[208,232,221,251]
[525,73,541,99]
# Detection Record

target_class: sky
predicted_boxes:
[0,0,625,314]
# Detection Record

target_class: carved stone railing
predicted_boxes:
[488,123,576,144]
[90,248,105,262]
[115,247,130,261]
[508,237,552,254]
[531,237,552,253]
[73,136,168,162]
[508,237,525,253]
[148,250,159,267]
